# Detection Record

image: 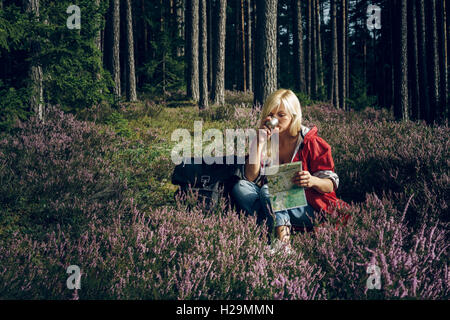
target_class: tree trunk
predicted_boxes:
[95,0,102,51]
[247,0,253,93]
[254,0,277,107]
[186,0,199,101]
[394,0,408,120]
[311,0,317,98]
[177,0,185,57]
[446,0,450,118]
[199,0,208,109]
[428,0,440,123]
[306,0,312,95]
[330,0,339,108]
[212,0,227,105]
[345,0,349,103]
[125,0,137,102]
[437,0,448,121]
[207,0,213,90]
[27,0,44,119]
[408,0,420,120]
[338,0,347,110]
[241,0,247,92]
[316,0,323,90]
[112,0,121,102]
[235,0,241,90]
[292,0,305,93]
[417,0,430,122]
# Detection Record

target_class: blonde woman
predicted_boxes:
[231,89,346,251]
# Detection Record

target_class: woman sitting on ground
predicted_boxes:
[232,89,347,250]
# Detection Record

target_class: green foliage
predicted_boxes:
[0,81,31,132]
[294,91,315,107]
[138,1,184,96]
[105,111,132,138]
[0,0,113,129]
[347,74,378,111]
[38,0,113,111]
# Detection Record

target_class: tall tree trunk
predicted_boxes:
[408,0,420,120]
[338,0,347,110]
[27,0,44,119]
[316,0,323,90]
[306,0,312,95]
[177,0,185,57]
[186,0,199,101]
[125,0,137,101]
[254,0,277,107]
[112,0,121,102]
[394,0,408,120]
[446,0,450,118]
[345,0,349,103]
[95,0,102,51]
[241,0,247,91]
[235,0,241,90]
[247,0,253,93]
[311,0,317,98]
[292,0,305,93]
[212,0,227,105]
[417,0,430,122]
[199,0,208,109]
[437,0,448,121]
[207,0,213,90]
[427,0,440,123]
[330,0,339,108]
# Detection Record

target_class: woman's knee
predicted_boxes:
[232,180,259,196]
[231,180,260,211]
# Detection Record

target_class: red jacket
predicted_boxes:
[291,126,349,218]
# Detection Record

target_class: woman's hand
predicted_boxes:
[292,170,334,194]
[292,170,315,188]
[257,117,278,145]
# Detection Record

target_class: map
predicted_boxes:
[266,161,307,212]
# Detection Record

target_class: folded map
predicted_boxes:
[266,161,307,212]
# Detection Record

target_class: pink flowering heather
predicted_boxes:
[0,105,448,299]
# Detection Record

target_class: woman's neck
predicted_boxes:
[279,131,299,148]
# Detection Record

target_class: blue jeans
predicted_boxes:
[231,180,317,230]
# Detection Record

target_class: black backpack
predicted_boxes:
[171,156,245,211]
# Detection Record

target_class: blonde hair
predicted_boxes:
[260,89,302,137]
[259,89,302,161]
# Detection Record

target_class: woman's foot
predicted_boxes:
[269,225,292,255]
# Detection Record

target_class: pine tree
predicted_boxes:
[112,0,121,102]
[186,0,199,101]
[26,0,44,120]
[247,0,253,93]
[417,0,430,121]
[241,0,247,92]
[428,0,440,122]
[330,0,339,108]
[399,0,409,120]
[254,0,277,106]
[199,0,208,109]
[408,0,420,120]
[212,0,227,105]
[292,0,305,93]
[126,0,137,102]
[338,0,347,110]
